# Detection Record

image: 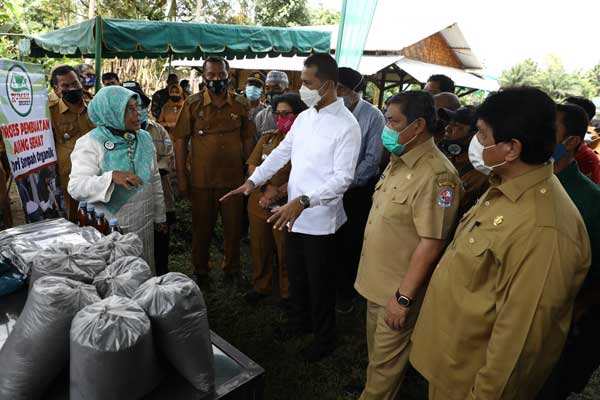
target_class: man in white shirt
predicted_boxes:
[221,53,361,361]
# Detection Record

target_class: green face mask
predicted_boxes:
[381,126,404,155]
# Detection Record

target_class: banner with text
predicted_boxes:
[0,59,66,222]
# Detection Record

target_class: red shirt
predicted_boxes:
[575,144,600,185]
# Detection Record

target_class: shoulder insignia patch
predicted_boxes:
[437,188,453,208]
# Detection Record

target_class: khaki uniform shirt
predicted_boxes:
[410,163,591,400]
[355,137,462,306]
[49,98,95,190]
[158,100,184,135]
[145,120,175,213]
[172,90,256,189]
[246,130,291,219]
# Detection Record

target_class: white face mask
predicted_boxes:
[468,135,506,175]
[300,81,328,108]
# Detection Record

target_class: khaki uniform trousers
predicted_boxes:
[191,188,242,273]
[248,211,288,297]
[360,298,422,400]
[428,384,452,400]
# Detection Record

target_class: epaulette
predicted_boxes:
[186,92,203,105]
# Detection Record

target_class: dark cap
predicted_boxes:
[122,81,151,107]
[339,67,366,92]
[438,106,477,130]
[246,71,266,87]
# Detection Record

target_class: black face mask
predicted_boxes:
[62,88,84,104]
[170,95,182,102]
[437,137,472,158]
[266,91,284,104]
[206,79,228,95]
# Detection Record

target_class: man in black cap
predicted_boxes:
[335,67,386,314]
[124,81,175,276]
[254,70,290,136]
[245,71,266,123]
[437,106,488,216]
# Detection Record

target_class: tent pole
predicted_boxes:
[94,15,102,92]
[334,0,348,63]
[168,52,173,74]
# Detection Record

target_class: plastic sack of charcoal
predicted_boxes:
[93,256,152,298]
[29,243,107,287]
[0,276,100,400]
[133,272,215,392]
[83,232,143,264]
[70,296,162,400]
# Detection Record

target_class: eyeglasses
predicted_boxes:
[125,105,141,115]
[273,110,294,116]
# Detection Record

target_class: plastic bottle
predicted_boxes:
[96,211,109,235]
[77,202,87,227]
[108,218,124,234]
[86,205,96,227]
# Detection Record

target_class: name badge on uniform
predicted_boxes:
[104,141,115,150]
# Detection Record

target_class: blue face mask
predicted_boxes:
[381,126,404,155]
[245,85,262,101]
[81,76,96,88]
[551,143,568,162]
[381,122,420,156]
[140,108,149,130]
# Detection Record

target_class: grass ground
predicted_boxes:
[169,199,600,400]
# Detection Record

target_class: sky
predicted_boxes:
[309,0,600,77]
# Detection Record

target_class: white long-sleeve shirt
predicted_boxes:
[68,134,166,272]
[249,98,361,235]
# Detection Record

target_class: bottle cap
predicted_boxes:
[97,211,105,218]
[86,204,95,212]
[109,218,118,226]
[79,201,87,207]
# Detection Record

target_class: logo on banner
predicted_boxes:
[6,64,33,117]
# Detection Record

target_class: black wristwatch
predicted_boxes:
[299,195,310,209]
[395,289,412,308]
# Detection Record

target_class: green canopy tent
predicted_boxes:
[20,16,331,90]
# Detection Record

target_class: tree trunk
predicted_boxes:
[88,0,96,19]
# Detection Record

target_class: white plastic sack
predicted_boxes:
[0,276,100,400]
[30,243,107,287]
[70,296,162,400]
[83,232,143,264]
[93,256,152,298]
[134,272,215,392]
[0,219,103,276]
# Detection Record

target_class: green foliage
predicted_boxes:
[308,7,340,25]
[254,0,310,27]
[500,56,600,102]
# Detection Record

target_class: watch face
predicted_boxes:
[398,296,411,306]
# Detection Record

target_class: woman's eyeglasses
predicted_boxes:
[125,105,141,115]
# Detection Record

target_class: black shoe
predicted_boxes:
[300,341,335,362]
[336,298,355,315]
[244,290,269,303]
